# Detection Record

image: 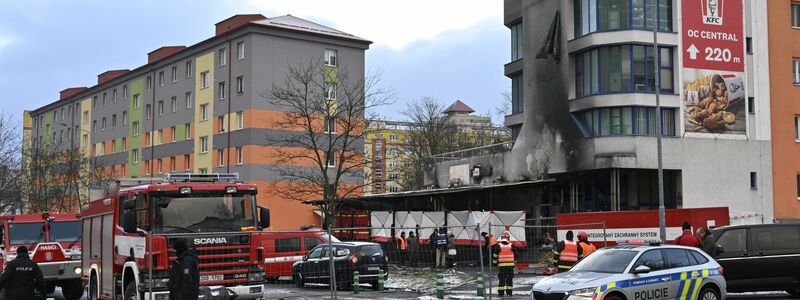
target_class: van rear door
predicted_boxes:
[749,225,800,289]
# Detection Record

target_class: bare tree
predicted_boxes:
[0,113,23,214]
[265,58,394,221]
[495,90,512,122]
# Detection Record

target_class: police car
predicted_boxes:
[532,242,726,300]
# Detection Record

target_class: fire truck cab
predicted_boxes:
[81,173,270,300]
[0,212,84,300]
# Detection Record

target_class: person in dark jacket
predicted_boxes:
[169,239,200,300]
[674,222,703,248]
[0,246,46,300]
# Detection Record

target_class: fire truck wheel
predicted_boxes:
[61,279,84,300]
[124,283,138,300]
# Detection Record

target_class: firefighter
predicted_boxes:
[0,246,46,300]
[554,230,582,273]
[169,239,200,300]
[577,231,596,259]
[492,231,517,297]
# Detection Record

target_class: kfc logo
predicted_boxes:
[702,0,724,25]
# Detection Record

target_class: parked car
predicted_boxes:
[708,223,800,296]
[261,225,340,281]
[292,242,389,290]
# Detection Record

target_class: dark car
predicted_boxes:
[708,223,800,296]
[292,242,389,290]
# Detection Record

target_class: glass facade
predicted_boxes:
[575,45,673,97]
[574,0,672,37]
[510,22,523,61]
[575,106,676,137]
[511,74,523,114]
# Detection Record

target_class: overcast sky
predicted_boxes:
[0,0,509,124]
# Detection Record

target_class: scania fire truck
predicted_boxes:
[0,212,84,300]
[81,173,270,299]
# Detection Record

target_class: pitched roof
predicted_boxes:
[252,15,371,43]
[444,100,475,113]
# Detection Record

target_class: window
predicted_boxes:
[184,123,191,139]
[132,148,140,163]
[792,3,800,28]
[157,159,163,173]
[184,154,191,170]
[793,58,800,84]
[511,74,523,114]
[92,120,97,132]
[185,61,193,78]
[576,45,673,97]
[122,111,127,125]
[60,108,64,120]
[752,226,800,251]
[236,76,244,94]
[200,136,209,153]
[689,250,708,264]
[83,111,89,124]
[236,147,243,165]
[101,118,107,131]
[632,249,666,271]
[200,104,209,121]
[185,92,193,109]
[218,115,225,133]
[218,81,226,99]
[745,37,752,54]
[132,121,140,136]
[92,97,97,108]
[157,129,163,144]
[219,48,227,66]
[122,85,128,99]
[171,156,176,171]
[158,71,164,86]
[750,172,758,190]
[133,94,141,108]
[307,247,323,259]
[795,115,800,141]
[389,134,397,142]
[576,106,676,137]
[275,238,301,253]
[171,97,177,113]
[326,151,335,167]
[324,49,338,66]
[112,114,117,128]
[218,149,224,166]
[324,83,336,100]
[510,22,522,61]
[171,66,178,82]
[201,72,210,88]
[236,111,243,129]
[717,229,747,252]
[237,41,245,60]
[797,173,800,198]
[662,249,692,269]
[171,126,176,142]
[748,97,755,114]
[575,0,672,36]
[324,116,335,133]
[146,76,152,90]
[146,104,151,119]
[112,89,117,102]
[122,137,127,150]
[304,237,323,251]
[158,100,164,116]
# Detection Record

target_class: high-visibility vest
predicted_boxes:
[397,237,407,250]
[489,236,497,246]
[579,242,596,257]
[560,240,579,263]
[498,243,515,267]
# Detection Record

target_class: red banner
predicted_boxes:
[682,0,745,72]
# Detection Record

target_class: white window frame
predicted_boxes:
[201,104,209,121]
[218,115,225,133]
[324,116,336,134]
[326,151,336,167]
[219,48,227,66]
[236,111,243,129]
[123,85,128,99]
[324,49,337,66]
[158,100,164,116]
[237,41,245,60]
[171,96,177,113]
[159,71,165,86]
[113,89,118,102]
[200,136,209,153]
[133,94,141,108]
[185,123,191,140]
[112,114,117,128]
[171,65,178,82]
[185,92,193,109]
[171,126,176,142]
[795,115,800,142]
[186,61,193,78]
[324,83,337,100]
[237,147,243,165]
[219,81,226,99]
[794,58,800,85]
[218,149,225,166]
[133,121,140,136]
[122,111,127,125]
[201,71,210,88]
[793,3,800,28]
[236,76,244,94]
[146,104,151,119]
[132,148,140,163]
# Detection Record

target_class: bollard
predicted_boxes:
[377,274,385,292]
[353,271,360,294]
[436,273,444,299]
[476,272,485,297]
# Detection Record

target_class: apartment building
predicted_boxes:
[23,14,371,229]
[770,1,800,221]
[451,0,774,224]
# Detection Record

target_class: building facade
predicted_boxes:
[428,0,775,224]
[769,1,800,221]
[23,14,370,229]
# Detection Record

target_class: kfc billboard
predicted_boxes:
[681,0,747,136]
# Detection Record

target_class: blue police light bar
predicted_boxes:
[164,173,240,182]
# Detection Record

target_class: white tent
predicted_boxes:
[418,211,445,244]
[447,211,482,245]
[370,211,393,242]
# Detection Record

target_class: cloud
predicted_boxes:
[245,0,501,50]
[0,35,12,51]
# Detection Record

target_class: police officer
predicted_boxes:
[577,231,596,259]
[492,231,517,297]
[169,239,200,300]
[554,230,582,273]
[0,246,46,300]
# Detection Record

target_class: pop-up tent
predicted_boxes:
[370,211,393,242]
[447,211,482,245]
[484,211,526,247]
[419,211,445,244]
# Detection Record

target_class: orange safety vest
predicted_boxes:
[560,240,579,263]
[396,237,407,250]
[498,243,515,266]
[579,242,596,257]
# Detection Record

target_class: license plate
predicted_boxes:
[200,275,224,282]
[368,266,381,271]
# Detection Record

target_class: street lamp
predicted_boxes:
[652,16,667,243]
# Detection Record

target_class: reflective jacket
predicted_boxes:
[559,240,579,263]
[578,242,596,258]
[396,236,407,250]
[492,241,516,267]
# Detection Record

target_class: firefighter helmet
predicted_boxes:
[500,230,511,241]
[578,231,589,241]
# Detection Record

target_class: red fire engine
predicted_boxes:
[81,173,270,300]
[0,212,84,300]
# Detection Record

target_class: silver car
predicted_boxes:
[532,244,726,300]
